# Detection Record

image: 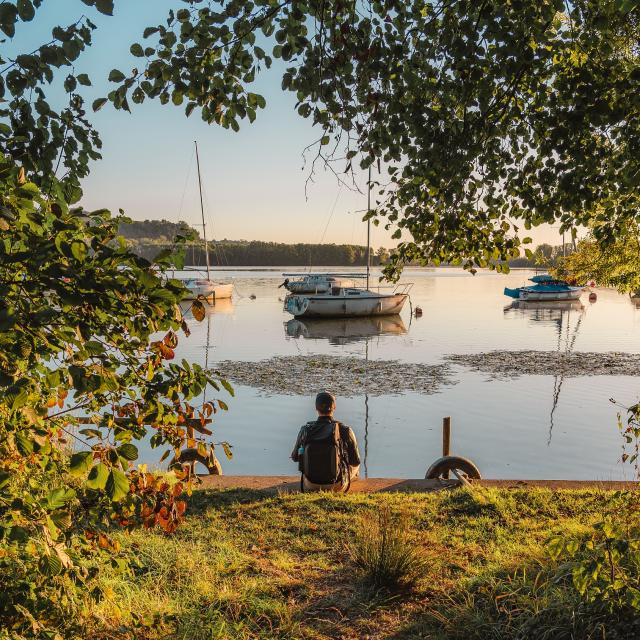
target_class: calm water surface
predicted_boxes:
[140,268,640,480]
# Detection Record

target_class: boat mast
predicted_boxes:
[194,140,211,282]
[366,165,371,291]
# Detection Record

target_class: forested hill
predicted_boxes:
[129,239,388,267]
[118,219,199,242]
[118,219,567,268]
[118,220,388,266]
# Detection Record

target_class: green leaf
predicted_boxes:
[77,73,92,86]
[105,468,130,502]
[0,471,11,491]
[69,451,93,476]
[51,510,71,530]
[17,0,35,21]
[95,0,114,16]
[547,535,565,560]
[220,379,235,397]
[11,389,29,412]
[108,69,125,83]
[117,443,138,461]
[15,432,33,455]
[70,240,87,262]
[130,43,144,57]
[86,462,109,490]
[39,553,62,576]
[92,98,108,112]
[221,441,233,460]
[46,487,76,510]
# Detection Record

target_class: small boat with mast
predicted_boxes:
[182,141,233,301]
[283,169,412,318]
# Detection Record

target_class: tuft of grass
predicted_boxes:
[348,506,427,591]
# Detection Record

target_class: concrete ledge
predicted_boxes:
[196,475,637,494]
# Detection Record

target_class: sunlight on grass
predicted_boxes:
[86,487,632,639]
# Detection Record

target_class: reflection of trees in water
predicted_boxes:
[505,300,586,445]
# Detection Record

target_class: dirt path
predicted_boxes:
[196,475,636,494]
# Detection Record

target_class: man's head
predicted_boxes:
[315,391,336,416]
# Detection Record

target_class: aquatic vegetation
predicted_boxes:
[447,350,640,378]
[215,354,455,397]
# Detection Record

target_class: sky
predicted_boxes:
[10,1,566,250]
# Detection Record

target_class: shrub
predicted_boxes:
[347,506,426,591]
[546,402,640,620]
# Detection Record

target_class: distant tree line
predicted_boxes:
[118,220,389,266]
[118,220,568,269]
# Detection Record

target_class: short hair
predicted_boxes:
[315,391,336,414]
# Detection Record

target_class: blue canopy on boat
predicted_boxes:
[529,274,555,283]
[504,287,521,299]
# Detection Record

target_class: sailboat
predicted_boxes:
[283,169,412,318]
[182,141,233,301]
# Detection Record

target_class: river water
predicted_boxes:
[139,267,640,480]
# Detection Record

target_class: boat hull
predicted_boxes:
[503,286,582,302]
[518,288,582,301]
[285,293,409,318]
[183,280,233,300]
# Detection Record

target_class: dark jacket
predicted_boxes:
[291,415,361,467]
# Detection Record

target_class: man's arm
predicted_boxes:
[341,425,361,466]
[291,426,305,462]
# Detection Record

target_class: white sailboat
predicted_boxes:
[283,169,411,318]
[182,141,233,301]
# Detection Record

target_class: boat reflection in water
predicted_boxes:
[179,296,234,319]
[284,315,407,345]
[504,298,585,445]
[504,299,584,330]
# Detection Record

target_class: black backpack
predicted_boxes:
[299,420,350,491]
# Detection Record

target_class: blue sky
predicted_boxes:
[10,1,562,248]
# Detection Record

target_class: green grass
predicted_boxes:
[87,487,638,639]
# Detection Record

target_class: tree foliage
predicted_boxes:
[106,0,640,278]
[3,0,640,635]
[548,403,640,617]
[0,154,233,639]
[119,218,199,242]
[0,3,232,637]
[557,223,640,293]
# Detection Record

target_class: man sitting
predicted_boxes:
[291,392,361,492]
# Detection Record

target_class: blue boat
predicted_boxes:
[504,274,583,301]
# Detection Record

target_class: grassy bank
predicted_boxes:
[89,487,637,639]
